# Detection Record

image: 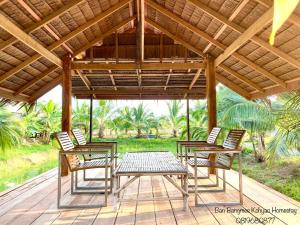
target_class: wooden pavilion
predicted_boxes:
[1,1,300,224]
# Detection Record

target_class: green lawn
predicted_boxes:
[0,138,299,203]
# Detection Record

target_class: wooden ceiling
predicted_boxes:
[0,0,300,102]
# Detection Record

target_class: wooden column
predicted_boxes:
[61,53,72,176]
[186,99,190,141]
[205,55,217,174]
[89,95,93,143]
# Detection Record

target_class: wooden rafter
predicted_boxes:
[16,0,73,53]
[216,74,250,99]
[187,0,300,73]
[0,11,62,67]
[146,2,286,89]
[14,18,133,96]
[76,70,92,90]
[0,0,84,51]
[72,62,205,70]
[203,0,249,53]
[254,0,300,28]
[0,0,132,84]
[14,66,57,95]
[29,76,63,103]
[188,69,202,90]
[0,87,29,102]
[215,8,273,66]
[146,19,251,99]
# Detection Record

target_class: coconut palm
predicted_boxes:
[0,106,24,151]
[166,100,184,137]
[130,103,151,137]
[218,87,275,162]
[37,100,61,144]
[94,100,114,138]
[117,106,133,136]
[73,100,90,135]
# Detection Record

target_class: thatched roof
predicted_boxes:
[0,0,300,102]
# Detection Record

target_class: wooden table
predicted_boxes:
[113,151,189,211]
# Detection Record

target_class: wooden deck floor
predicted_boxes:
[0,167,299,225]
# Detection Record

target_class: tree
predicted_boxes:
[218,87,275,162]
[94,100,114,138]
[73,100,90,135]
[0,106,23,151]
[166,100,184,137]
[147,115,164,138]
[130,103,151,137]
[37,100,61,144]
[117,106,133,135]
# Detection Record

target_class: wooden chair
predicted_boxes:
[177,127,222,181]
[56,132,112,208]
[188,129,246,206]
[72,128,118,186]
[177,127,222,161]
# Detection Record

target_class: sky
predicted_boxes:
[38,85,203,116]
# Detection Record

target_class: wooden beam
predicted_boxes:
[188,0,300,72]
[203,0,249,53]
[72,88,204,95]
[145,4,286,89]
[186,99,190,140]
[16,0,73,53]
[14,66,57,95]
[140,0,145,62]
[145,18,205,57]
[0,0,132,84]
[0,87,30,102]
[73,16,136,56]
[216,74,251,99]
[215,7,273,66]
[219,64,264,92]
[254,0,300,28]
[72,62,205,70]
[146,18,263,98]
[29,76,62,103]
[251,78,300,100]
[0,11,62,67]
[76,70,92,90]
[164,74,171,91]
[189,69,202,90]
[0,0,84,51]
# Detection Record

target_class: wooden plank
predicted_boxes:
[152,176,177,225]
[215,7,273,67]
[72,62,205,70]
[0,87,29,102]
[189,69,202,90]
[0,11,62,67]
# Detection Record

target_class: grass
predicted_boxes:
[0,137,299,203]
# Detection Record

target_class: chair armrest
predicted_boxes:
[88,141,117,145]
[74,145,113,150]
[177,140,206,144]
[181,142,219,147]
[60,149,110,155]
[191,148,241,154]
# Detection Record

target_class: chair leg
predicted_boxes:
[239,154,243,204]
[194,156,198,206]
[223,169,226,191]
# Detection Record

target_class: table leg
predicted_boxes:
[184,174,188,211]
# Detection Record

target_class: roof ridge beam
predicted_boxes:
[0,0,132,84]
[0,0,84,51]
[0,11,62,67]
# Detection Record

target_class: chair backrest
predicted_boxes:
[217,129,246,169]
[72,128,87,145]
[56,132,80,171]
[206,127,222,144]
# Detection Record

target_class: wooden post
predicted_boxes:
[206,55,217,174]
[89,95,93,143]
[186,99,190,141]
[61,53,72,176]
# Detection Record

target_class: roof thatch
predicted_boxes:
[0,0,300,102]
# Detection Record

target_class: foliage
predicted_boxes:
[73,100,90,135]
[166,100,184,137]
[94,100,114,138]
[128,103,152,137]
[0,107,24,151]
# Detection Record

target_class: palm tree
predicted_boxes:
[166,100,184,137]
[117,106,133,136]
[130,103,151,137]
[0,106,23,151]
[147,115,164,138]
[73,100,90,135]
[94,100,114,138]
[218,87,275,162]
[37,100,61,144]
